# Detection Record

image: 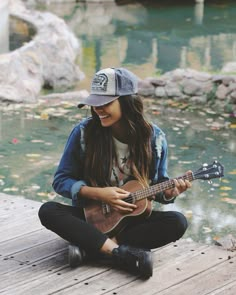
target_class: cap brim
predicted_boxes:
[78,94,119,108]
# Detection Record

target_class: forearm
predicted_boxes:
[79,186,104,201]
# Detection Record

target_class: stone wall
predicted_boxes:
[138,69,236,114]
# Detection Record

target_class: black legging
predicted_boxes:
[38,201,188,255]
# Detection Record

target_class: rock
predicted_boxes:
[222,76,236,86]
[222,62,236,73]
[145,77,166,87]
[0,0,84,103]
[155,86,166,97]
[182,79,202,95]
[216,84,229,100]
[165,82,182,97]
[230,91,236,103]
[138,80,155,96]
[190,95,207,104]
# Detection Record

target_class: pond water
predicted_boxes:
[0,101,235,245]
[0,0,236,245]
[34,0,236,88]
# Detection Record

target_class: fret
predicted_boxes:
[131,173,194,202]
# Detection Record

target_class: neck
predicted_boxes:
[111,121,128,143]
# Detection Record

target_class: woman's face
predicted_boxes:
[92,98,122,128]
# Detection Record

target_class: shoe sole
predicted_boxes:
[140,251,153,279]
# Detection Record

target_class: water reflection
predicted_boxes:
[33,0,236,86]
[0,0,9,54]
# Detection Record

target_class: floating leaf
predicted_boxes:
[26,154,41,158]
[170,156,178,160]
[40,112,49,120]
[31,184,41,190]
[3,187,19,192]
[220,192,229,197]
[230,124,236,129]
[185,210,193,218]
[221,179,230,183]
[205,137,214,141]
[178,160,194,164]
[31,140,45,143]
[220,186,232,191]
[221,198,236,204]
[37,192,48,197]
[203,226,212,233]
[47,192,57,200]
[11,138,19,144]
[228,170,236,175]
[152,111,160,115]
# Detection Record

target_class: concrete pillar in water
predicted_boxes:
[194,1,204,25]
[0,0,9,54]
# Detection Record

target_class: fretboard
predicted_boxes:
[130,173,194,201]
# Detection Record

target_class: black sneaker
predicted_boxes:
[112,245,153,279]
[68,244,86,268]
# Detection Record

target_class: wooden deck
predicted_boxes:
[1,193,236,295]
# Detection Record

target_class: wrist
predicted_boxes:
[79,186,102,200]
[163,192,175,201]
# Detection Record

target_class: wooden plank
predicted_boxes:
[209,280,236,295]
[52,242,210,295]
[0,237,68,275]
[0,250,68,292]
[1,195,236,295]
[2,240,208,295]
[0,228,59,256]
[0,193,41,209]
[0,212,43,242]
[85,245,236,295]
[1,262,110,295]
[157,256,236,295]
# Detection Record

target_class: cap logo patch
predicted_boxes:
[91,73,108,93]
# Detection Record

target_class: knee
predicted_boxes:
[173,212,188,239]
[38,201,58,227]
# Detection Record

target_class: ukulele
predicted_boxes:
[83,160,224,237]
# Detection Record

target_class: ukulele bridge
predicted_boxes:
[102,202,111,215]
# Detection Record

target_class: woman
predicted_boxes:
[38,67,191,279]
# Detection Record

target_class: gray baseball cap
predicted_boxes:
[78,67,138,108]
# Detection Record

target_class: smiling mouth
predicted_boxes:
[99,115,109,119]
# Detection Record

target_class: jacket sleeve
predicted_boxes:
[52,123,87,206]
[151,126,176,204]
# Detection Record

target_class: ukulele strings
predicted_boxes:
[123,173,193,204]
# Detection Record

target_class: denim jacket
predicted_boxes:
[52,117,175,207]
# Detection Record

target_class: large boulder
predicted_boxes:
[0,0,84,103]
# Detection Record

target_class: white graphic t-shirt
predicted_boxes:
[111,137,130,186]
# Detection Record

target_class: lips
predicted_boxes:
[99,115,109,119]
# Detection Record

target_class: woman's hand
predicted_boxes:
[164,171,192,200]
[98,187,137,213]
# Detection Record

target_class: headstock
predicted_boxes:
[193,161,224,181]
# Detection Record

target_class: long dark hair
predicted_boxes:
[84,95,153,187]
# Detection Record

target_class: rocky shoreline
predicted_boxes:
[138,69,236,115]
